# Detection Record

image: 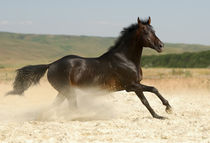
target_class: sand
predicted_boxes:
[0,81,209,143]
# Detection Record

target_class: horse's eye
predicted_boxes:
[144,31,149,35]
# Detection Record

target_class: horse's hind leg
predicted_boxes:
[43,93,65,113]
[52,93,66,107]
[35,93,66,120]
[61,88,77,110]
[141,84,172,114]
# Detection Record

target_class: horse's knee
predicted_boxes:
[151,87,159,93]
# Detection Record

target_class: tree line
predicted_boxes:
[141,50,210,68]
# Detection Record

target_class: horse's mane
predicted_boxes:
[108,18,151,51]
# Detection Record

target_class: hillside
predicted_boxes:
[0,32,210,67]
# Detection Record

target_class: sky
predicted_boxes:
[0,0,210,45]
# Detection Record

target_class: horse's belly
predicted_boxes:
[70,74,122,91]
[102,78,123,91]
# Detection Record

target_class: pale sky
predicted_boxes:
[0,0,210,45]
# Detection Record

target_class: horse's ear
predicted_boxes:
[148,16,151,25]
[137,17,142,27]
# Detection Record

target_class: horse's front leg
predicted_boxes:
[126,83,166,119]
[141,84,172,114]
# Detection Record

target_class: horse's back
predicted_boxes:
[47,55,112,91]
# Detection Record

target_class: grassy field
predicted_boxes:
[1,32,210,68]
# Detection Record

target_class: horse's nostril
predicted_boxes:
[160,43,164,47]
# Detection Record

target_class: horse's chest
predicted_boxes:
[139,68,143,81]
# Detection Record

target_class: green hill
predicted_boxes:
[0,32,210,68]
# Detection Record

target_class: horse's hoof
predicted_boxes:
[153,115,167,120]
[165,106,173,114]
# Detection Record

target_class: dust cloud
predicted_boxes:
[0,82,128,122]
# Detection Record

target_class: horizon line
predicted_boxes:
[1,31,210,46]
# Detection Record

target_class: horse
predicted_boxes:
[7,17,172,119]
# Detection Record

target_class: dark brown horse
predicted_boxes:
[7,17,172,119]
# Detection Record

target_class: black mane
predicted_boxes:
[108,18,151,51]
[108,24,138,51]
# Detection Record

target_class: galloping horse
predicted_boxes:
[7,17,172,119]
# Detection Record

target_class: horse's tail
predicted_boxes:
[6,64,49,96]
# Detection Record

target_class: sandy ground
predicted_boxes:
[0,80,209,143]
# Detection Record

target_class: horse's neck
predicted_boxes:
[121,40,143,67]
[101,35,143,67]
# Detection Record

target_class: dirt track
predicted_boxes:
[0,81,209,143]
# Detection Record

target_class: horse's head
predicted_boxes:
[137,17,164,53]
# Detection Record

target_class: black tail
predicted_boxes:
[6,64,49,95]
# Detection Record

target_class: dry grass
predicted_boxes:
[0,68,16,83]
[1,68,210,96]
[142,68,210,93]
[1,68,210,90]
